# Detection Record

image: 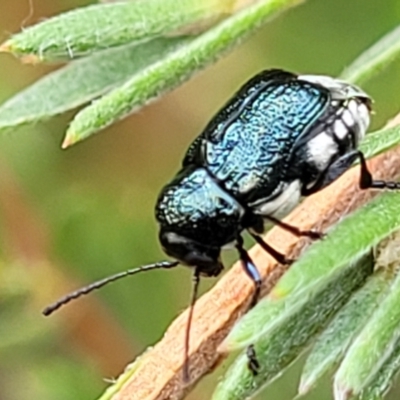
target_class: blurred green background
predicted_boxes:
[1,1,400,399]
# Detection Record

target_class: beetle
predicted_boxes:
[43,69,400,380]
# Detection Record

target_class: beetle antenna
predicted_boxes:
[183,267,201,382]
[43,260,179,316]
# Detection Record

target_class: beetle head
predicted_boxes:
[159,229,223,277]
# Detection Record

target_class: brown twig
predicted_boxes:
[110,115,400,400]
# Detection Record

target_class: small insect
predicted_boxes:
[43,69,400,380]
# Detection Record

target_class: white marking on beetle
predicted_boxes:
[346,100,370,143]
[357,103,370,134]
[307,132,338,171]
[348,100,361,121]
[333,119,349,140]
[255,179,301,220]
[298,75,371,103]
[299,75,342,91]
[342,109,355,127]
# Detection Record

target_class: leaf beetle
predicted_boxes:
[43,69,400,380]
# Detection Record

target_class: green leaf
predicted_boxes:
[334,234,400,399]
[340,24,400,85]
[223,192,400,351]
[270,192,400,301]
[299,269,394,395]
[61,0,303,147]
[212,255,373,400]
[360,124,400,160]
[0,38,190,131]
[97,355,146,400]
[358,338,400,400]
[1,0,229,61]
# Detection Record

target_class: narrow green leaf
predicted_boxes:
[212,255,373,400]
[224,192,400,350]
[0,38,190,131]
[1,0,229,61]
[270,192,400,301]
[340,24,400,85]
[299,269,394,395]
[358,338,400,400]
[62,0,303,147]
[359,124,400,160]
[334,233,400,399]
[98,354,147,400]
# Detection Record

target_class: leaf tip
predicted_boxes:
[0,41,43,64]
[298,379,312,396]
[218,332,248,353]
[61,132,78,149]
[20,54,42,64]
[217,338,233,354]
[334,382,353,400]
[0,40,12,53]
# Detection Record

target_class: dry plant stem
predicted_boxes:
[111,115,400,400]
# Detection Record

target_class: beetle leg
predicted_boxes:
[302,150,360,196]
[262,215,323,240]
[235,238,265,377]
[235,237,262,308]
[251,233,295,265]
[358,151,400,189]
[303,149,400,195]
[233,243,262,378]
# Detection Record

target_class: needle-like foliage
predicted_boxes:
[2,2,400,400]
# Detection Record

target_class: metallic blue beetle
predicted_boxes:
[155,69,375,300]
[44,69,399,379]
